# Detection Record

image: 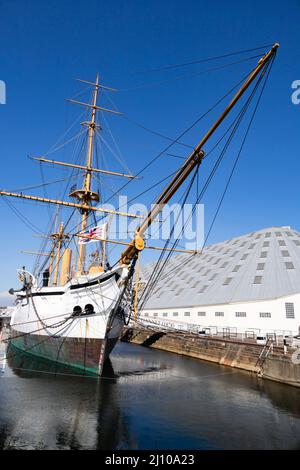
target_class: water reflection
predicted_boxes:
[0,342,300,449]
[1,346,123,450]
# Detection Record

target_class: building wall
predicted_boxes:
[140,292,300,337]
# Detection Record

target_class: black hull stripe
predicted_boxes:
[25,291,65,297]
[17,272,119,298]
[70,272,119,290]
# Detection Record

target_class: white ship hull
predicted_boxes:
[9,266,129,375]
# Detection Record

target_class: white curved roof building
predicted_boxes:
[140,227,300,337]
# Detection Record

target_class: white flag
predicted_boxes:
[78,223,108,244]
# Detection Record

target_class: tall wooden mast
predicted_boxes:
[59,74,128,274]
[0,45,279,280]
[0,73,138,281]
[71,74,100,274]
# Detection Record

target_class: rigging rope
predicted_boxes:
[139,165,200,307]
[45,129,87,156]
[6,50,276,297]
[97,68,259,209]
[142,64,276,302]
[203,54,276,247]
[133,64,271,295]
[63,67,259,243]
[138,57,275,309]
[2,197,45,235]
[120,54,263,91]
[133,44,274,74]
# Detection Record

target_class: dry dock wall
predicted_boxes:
[121,328,300,388]
[261,355,300,388]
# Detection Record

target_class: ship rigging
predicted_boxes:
[0,43,279,375]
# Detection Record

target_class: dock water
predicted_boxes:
[121,327,300,388]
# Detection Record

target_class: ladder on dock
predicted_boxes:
[255,339,274,372]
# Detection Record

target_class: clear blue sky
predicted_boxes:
[0,0,299,303]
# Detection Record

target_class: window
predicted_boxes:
[215,312,224,317]
[260,251,268,258]
[293,239,300,246]
[199,285,208,293]
[184,311,190,316]
[173,312,178,317]
[285,303,295,319]
[285,262,294,270]
[263,241,270,247]
[235,312,246,317]
[265,232,271,238]
[253,276,263,284]
[174,288,184,296]
[153,312,158,317]
[257,263,265,270]
[259,312,271,318]
[221,262,228,268]
[231,251,238,257]
[278,240,286,246]
[281,250,290,257]
[241,253,249,260]
[144,312,149,317]
[163,312,168,317]
[232,265,241,272]
[275,231,282,236]
[223,277,232,285]
[198,311,206,316]
[249,243,256,249]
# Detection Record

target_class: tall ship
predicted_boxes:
[1,44,279,375]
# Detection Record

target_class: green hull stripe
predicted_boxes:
[9,341,101,377]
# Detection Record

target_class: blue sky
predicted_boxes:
[0,0,299,303]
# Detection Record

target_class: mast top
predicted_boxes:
[76,77,118,92]
[66,74,122,115]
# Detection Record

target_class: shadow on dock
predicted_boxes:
[121,328,166,347]
[141,332,166,347]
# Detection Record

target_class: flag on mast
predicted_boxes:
[78,222,108,244]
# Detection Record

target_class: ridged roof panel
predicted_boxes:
[141,227,300,309]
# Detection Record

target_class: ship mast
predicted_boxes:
[0,74,139,281]
[74,74,100,274]
[55,74,131,275]
[67,74,133,274]
[0,45,279,282]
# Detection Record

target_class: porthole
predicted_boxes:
[84,304,95,315]
[72,305,82,316]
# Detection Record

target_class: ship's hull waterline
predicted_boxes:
[9,331,119,376]
[9,267,128,375]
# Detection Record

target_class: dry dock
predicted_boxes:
[121,327,300,388]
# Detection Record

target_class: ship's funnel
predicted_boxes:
[60,249,72,285]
